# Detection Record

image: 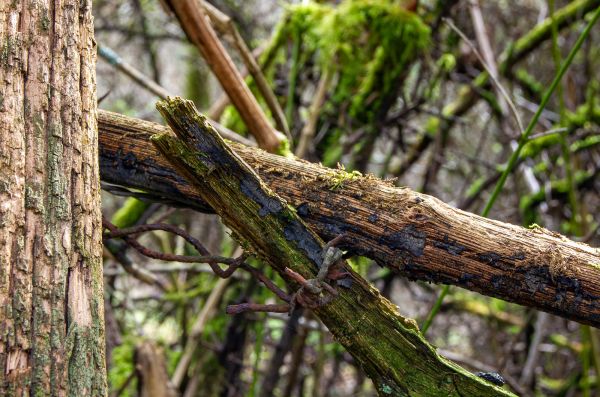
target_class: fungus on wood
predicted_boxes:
[150,97,514,396]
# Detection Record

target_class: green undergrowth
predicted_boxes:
[222,0,430,165]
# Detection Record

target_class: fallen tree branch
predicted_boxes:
[98,109,600,328]
[149,96,513,396]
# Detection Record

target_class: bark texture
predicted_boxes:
[98,110,600,328]
[151,97,513,396]
[0,1,106,395]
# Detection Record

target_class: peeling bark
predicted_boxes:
[98,110,600,328]
[150,97,514,396]
[0,1,106,395]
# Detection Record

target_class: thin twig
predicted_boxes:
[296,69,332,157]
[97,44,254,146]
[102,219,244,277]
[201,1,291,141]
[443,17,524,134]
[226,303,290,315]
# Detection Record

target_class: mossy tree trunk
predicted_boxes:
[0,1,106,395]
[151,97,514,397]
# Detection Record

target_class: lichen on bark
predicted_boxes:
[0,1,106,395]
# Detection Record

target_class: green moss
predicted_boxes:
[437,53,457,73]
[326,165,363,190]
[571,134,600,152]
[517,104,600,160]
[324,1,429,122]
[520,132,562,159]
[520,170,594,225]
[424,116,441,137]
[274,0,429,125]
[275,137,292,157]
[564,103,600,128]
[514,68,543,97]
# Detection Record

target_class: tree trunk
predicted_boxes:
[0,1,106,395]
[98,110,600,328]
[135,341,178,397]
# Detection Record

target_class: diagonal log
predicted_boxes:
[98,109,600,328]
[149,97,513,396]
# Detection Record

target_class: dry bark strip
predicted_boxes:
[98,109,600,328]
[149,97,513,396]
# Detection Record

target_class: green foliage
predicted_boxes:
[519,104,600,159]
[111,197,150,228]
[185,46,210,110]
[571,134,600,153]
[109,337,137,397]
[520,132,563,159]
[514,68,543,97]
[519,170,595,226]
[280,0,430,123]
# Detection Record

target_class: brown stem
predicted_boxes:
[102,218,243,277]
[163,0,284,152]
[201,1,290,139]
[226,303,290,315]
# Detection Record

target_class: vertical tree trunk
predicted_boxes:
[0,1,106,395]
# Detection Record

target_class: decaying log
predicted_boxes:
[98,109,600,328]
[149,97,513,396]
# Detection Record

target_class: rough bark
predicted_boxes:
[98,109,600,328]
[0,1,106,395]
[150,97,514,396]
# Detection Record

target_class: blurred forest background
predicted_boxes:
[95,0,600,396]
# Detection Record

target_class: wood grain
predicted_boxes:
[98,109,600,328]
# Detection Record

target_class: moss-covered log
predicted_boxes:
[98,110,600,328]
[149,97,513,396]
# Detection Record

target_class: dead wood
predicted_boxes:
[98,109,600,328]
